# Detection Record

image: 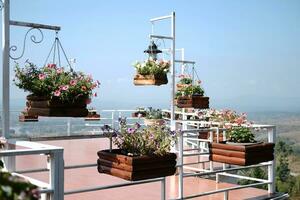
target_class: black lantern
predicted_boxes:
[144,41,162,60]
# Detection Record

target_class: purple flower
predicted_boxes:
[127,128,135,134]
[135,122,141,129]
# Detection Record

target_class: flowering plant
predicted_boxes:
[175,83,205,98]
[227,126,255,143]
[178,74,192,85]
[145,107,163,120]
[133,58,170,76]
[14,62,100,103]
[103,119,177,156]
[198,109,250,126]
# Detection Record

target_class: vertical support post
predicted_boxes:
[49,150,64,200]
[178,131,184,199]
[111,111,115,129]
[268,127,276,194]
[170,11,176,131]
[161,177,166,200]
[2,0,10,139]
[209,128,214,171]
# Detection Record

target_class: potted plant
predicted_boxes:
[132,58,170,86]
[176,74,192,91]
[14,62,100,117]
[144,108,165,126]
[97,120,177,181]
[175,81,209,109]
[209,126,275,166]
[132,107,147,118]
[85,108,101,121]
[19,108,39,122]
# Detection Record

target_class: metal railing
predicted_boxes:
[0,109,282,200]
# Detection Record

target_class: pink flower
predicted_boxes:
[54,90,61,96]
[38,74,46,80]
[86,98,91,104]
[47,63,56,69]
[56,68,64,74]
[93,92,97,97]
[70,80,77,86]
[197,80,202,84]
[60,85,69,91]
[81,86,87,91]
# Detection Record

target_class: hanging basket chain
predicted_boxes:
[44,32,72,72]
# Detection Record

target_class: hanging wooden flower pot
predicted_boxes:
[198,131,225,142]
[133,74,168,86]
[97,149,177,181]
[26,95,88,117]
[209,142,275,166]
[176,95,209,109]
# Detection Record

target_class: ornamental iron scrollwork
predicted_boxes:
[9,27,44,60]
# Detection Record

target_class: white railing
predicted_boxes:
[0,141,64,200]
[0,109,283,200]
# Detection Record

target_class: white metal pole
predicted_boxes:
[268,127,276,194]
[170,11,176,131]
[2,0,10,139]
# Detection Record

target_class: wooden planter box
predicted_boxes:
[133,74,168,86]
[176,95,209,109]
[132,111,146,118]
[144,119,165,126]
[19,114,39,122]
[97,149,177,181]
[26,95,88,117]
[85,112,101,121]
[209,142,275,166]
[198,131,225,142]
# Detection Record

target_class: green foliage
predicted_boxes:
[133,59,170,76]
[238,167,268,189]
[227,126,255,143]
[175,85,205,98]
[179,77,192,84]
[14,62,100,103]
[107,119,177,156]
[145,107,163,119]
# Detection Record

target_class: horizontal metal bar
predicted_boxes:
[183,163,271,178]
[183,166,210,173]
[150,15,172,22]
[15,167,48,174]
[149,34,173,40]
[183,152,209,157]
[11,172,50,188]
[64,177,165,195]
[0,148,62,157]
[174,60,196,64]
[65,163,97,170]
[39,188,54,194]
[10,20,61,31]
[170,182,271,200]
[219,172,269,183]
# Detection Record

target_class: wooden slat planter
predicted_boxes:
[209,142,275,166]
[133,74,168,86]
[26,95,88,117]
[132,111,146,118]
[198,131,225,142]
[97,149,177,181]
[176,95,209,109]
[19,114,39,122]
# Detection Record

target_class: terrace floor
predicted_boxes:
[15,138,269,200]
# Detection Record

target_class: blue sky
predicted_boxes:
[0,0,300,111]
